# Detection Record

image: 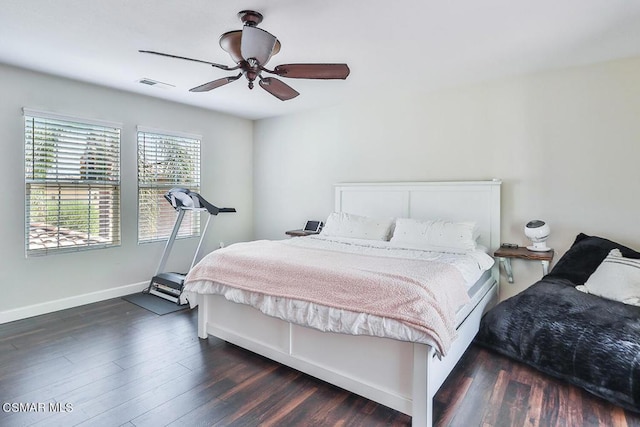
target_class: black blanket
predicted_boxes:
[475,234,640,412]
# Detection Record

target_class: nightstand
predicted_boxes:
[494,246,554,283]
[285,229,319,237]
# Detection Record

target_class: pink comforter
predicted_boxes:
[185,240,471,355]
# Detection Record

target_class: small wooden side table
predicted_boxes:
[285,229,319,237]
[494,246,554,283]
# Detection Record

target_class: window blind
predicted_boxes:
[137,128,201,243]
[24,110,121,256]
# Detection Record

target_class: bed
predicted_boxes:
[475,233,640,413]
[182,180,502,426]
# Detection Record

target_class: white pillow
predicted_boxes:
[576,249,640,306]
[320,212,394,241]
[390,217,478,253]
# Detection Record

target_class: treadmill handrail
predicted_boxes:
[174,204,236,215]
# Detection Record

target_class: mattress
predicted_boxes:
[182,235,495,350]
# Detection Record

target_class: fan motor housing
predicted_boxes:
[238,10,263,26]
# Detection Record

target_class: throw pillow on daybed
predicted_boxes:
[576,249,640,306]
[545,233,640,286]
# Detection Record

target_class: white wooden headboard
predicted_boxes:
[334,180,502,278]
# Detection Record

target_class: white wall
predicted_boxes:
[3,55,639,319]
[0,64,253,321]
[253,56,640,299]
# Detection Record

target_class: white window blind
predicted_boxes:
[24,110,121,256]
[137,128,201,243]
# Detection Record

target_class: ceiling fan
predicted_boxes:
[139,10,350,101]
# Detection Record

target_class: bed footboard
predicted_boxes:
[196,280,497,426]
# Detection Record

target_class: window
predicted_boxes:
[137,127,201,243]
[24,109,121,256]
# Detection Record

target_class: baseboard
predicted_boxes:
[0,281,148,325]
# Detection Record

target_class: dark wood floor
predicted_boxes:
[1,298,639,427]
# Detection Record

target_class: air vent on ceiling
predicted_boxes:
[137,78,175,89]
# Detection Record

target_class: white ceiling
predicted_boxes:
[2,1,640,120]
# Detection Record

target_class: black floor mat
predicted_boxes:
[122,292,189,315]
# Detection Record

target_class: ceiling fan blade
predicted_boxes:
[139,50,237,71]
[259,77,299,101]
[189,75,240,92]
[272,63,350,79]
[241,26,279,65]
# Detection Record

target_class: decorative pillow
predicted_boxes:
[546,233,640,286]
[576,249,640,306]
[389,217,478,252]
[320,212,394,241]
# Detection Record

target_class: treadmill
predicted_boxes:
[144,188,235,304]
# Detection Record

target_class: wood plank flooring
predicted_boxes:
[1,297,638,426]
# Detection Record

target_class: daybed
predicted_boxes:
[182,181,502,426]
[476,233,640,412]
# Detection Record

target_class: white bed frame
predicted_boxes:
[195,180,501,426]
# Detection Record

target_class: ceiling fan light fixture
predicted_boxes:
[220,28,280,66]
[241,25,279,66]
[219,31,243,63]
